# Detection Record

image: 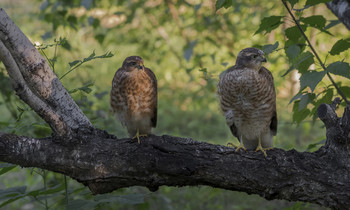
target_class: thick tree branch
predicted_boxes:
[0,8,91,136]
[0,130,349,209]
[327,0,350,30]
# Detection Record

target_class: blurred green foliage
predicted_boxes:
[1,0,349,209]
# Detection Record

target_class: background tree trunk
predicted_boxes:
[327,0,350,30]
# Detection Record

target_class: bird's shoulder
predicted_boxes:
[219,65,239,80]
[144,67,157,85]
[259,66,274,84]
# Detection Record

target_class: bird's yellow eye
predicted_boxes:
[252,55,258,59]
[129,61,137,65]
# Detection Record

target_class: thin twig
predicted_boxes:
[282,0,349,104]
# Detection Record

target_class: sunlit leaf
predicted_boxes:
[255,16,284,35]
[262,41,279,55]
[300,70,326,92]
[329,39,350,55]
[327,61,350,79]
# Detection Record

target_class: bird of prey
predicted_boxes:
[110,56,157,143]
[217,48,277,156]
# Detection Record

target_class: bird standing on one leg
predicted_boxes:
[110,56,157,143]
[217,48,277,156]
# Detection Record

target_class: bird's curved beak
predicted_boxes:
[137,61,144,70]
[261,57,267,62]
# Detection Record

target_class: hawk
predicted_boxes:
[217,48,277,156]
[110,56,157,143]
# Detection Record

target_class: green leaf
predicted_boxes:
[0,163,15,168]
[300,70,326,92]
[95,194,145,205]
[262,41,279,55]
[339,86,350,98]
[288,0,299,8]
[67,199,97,210]
[305,0,332,6]
[286,44,301,60]
[296,51,314,73]
[325,20,341,30]
[285,25,306,42]
[306,139,326,152]
[255,16,284,35]
[0,186,27,207]
[183,40,197,62]
[300,16,326,28]
[83,51,96,62]
[299,93,315,111]
[292,101,311,124]
[289,92,303,104]
[0,165,17,176]
[215,0,233,10]
[0,186,26,199]
[69,82,94,94]
[329,39,350,55]
[314,88,333,107]
[95,34,105,44]
[69,60,81,68]
[327,61,350,79]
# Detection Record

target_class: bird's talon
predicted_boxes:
[235,145,247,152]
[227,142,237,147]
[255,145,267,157]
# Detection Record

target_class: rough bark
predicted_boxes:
[327,0,350,30]
[0,127,350,209]
[0,7,350,210]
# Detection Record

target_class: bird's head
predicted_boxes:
[235,48,266,71]
[122,56,144,71]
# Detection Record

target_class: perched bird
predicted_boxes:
[217,48,277,156]
[110,56,157,143]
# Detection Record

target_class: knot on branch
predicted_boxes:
[317,98,350,150]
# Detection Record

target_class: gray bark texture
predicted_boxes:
[0,7,350,210]
[327,0,350,30]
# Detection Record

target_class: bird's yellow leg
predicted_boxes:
[255,137,267,157]
[132,129,148,144]
[227,135,247,152]
[235,135,247,152]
